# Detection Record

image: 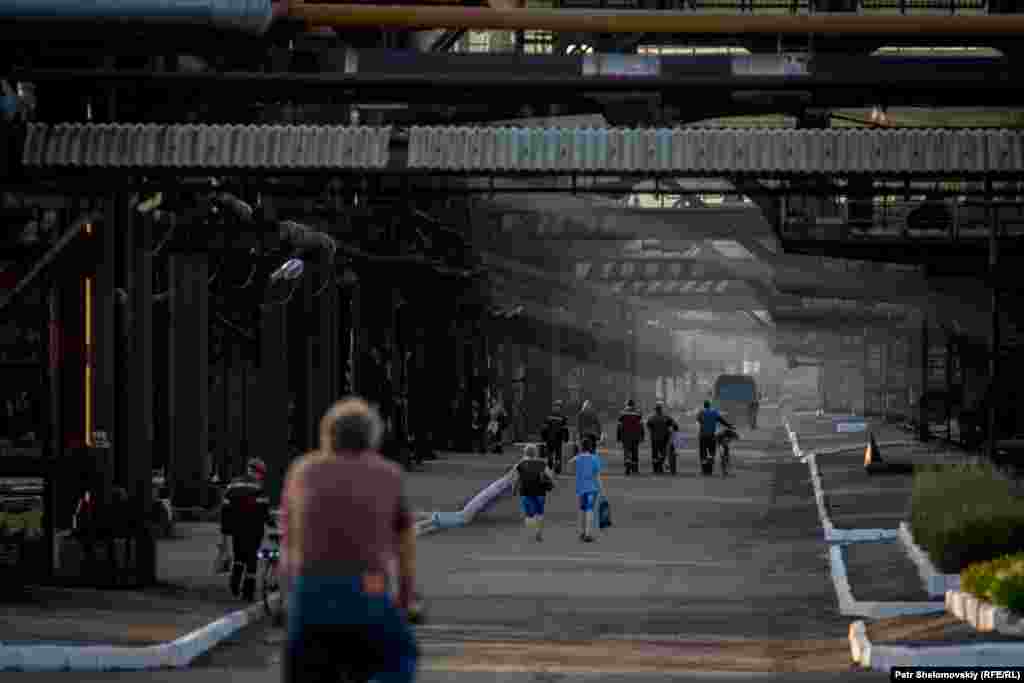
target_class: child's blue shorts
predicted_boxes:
[520,495,546,517]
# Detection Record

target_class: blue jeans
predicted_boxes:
[285,574,418,683]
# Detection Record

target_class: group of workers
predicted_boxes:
[213,394,739,683]
[539,398,734,476]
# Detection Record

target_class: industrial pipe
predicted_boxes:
[0,0,276,33]
[11,68,1020,104]
[290,4,1024,35]
[278,219,338,260]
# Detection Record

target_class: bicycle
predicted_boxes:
[542,441,563,474]
[716,427,740,477]
[259,531,284,626]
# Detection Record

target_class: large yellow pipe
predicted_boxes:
[290,4,1024,35]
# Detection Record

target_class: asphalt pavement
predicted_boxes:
[12,406,889,679]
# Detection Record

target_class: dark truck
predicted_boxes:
[714,374,759,430]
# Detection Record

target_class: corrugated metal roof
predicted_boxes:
[407,126,1023,174]
[22,123,392,169]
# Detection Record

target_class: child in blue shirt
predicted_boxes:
[569,434,605,542]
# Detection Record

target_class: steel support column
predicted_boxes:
[551,301,561,410]
[93,202,119,508]
[318,273,339,435]
[218,347,229,480]
[945,336,954,442]
[168,253,209,510]
[863,326,870,418]
[255,297,288,501]
[254,202,290,502]
[909,329,917,423]
[919,318,928,441]
[43,283,60,577]
[301,274,317,451]
[881,334,889,421]
[987,202,1000,460]
[347,276,361,396]
[127,207,155,583]
[391,287,405,449]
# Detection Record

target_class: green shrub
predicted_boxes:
[910,464,1024,574]
[960,553,1024,613]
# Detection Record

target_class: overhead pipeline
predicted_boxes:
[0,0,276,34]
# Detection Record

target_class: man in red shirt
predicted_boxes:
[617,399,645,476]
[281,397,419,683]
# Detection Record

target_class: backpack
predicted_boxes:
[516,459,553,494]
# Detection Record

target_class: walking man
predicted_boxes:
[220,457,272,601]
[696,400,734,474]
[616,399,644,475]
[541,401,570,473]
[646,402,679,474]
[576,399,602,444]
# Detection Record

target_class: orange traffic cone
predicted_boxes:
[864,432,913,475]
[864,432,882,468]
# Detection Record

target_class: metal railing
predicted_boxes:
[781,198,1024,242]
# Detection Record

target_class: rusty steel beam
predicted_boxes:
[290,5,1024,35]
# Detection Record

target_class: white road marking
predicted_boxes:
[617,494,769,504]
[462,555,740,569]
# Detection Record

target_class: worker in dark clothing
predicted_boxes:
[616,399,645,476]
[541,401,570,474]
[646,403,679,474]
[576,400,602,444]
[696,400,734,473]
[220,457,272,601]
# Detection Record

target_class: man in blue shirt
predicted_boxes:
[570,434,605,543]
[696,401,733,473]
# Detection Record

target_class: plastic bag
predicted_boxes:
[598,497,612,529]
[671,431,686,452]
[213,541,232,575]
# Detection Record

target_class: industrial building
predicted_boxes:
[0,0,1021,595]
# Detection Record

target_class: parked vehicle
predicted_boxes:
[714,374,759,429]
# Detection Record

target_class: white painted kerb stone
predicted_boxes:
[898,521,960,598]
[2,519,438,671]
[946,590,1024,637]
[848,620,870,666]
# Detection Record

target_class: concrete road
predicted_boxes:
[20,409,884,679]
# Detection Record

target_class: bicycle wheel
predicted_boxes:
[721,445,730,477]
[262,559,279,617]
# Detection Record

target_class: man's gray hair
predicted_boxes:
[319,397,384,454]
[523,443,540,459]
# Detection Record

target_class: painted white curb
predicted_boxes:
[802,440,919,462]
[2,518,440,671]
[0,593,279,672]
[789,421,945,620]
[828,546,938,618]
[848,620,871,667]
[865,640,1024,670]
[828,528,899,543]
[805,452,835,541]
[946,590,1024,637]
[850,617,1024,671]
[897,521,960,598]
[830,544,857,613]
